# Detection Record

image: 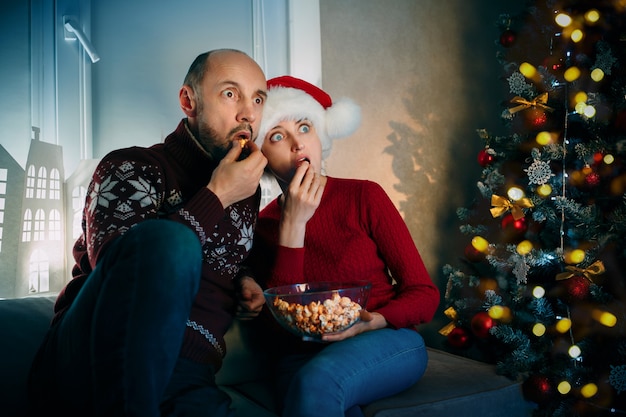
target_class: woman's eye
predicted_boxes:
[255,96,264,104]
[222,89,235,99]
[298,124,310,133]
[269,132,284,142]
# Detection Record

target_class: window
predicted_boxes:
[22,208,32,242]
[36,166,47,199]
[26,165,35,199]
[29,249,49,293]
[72,185,87,238]
[33,209,45,241]
[49,168,61,200]
[48,209,61,240]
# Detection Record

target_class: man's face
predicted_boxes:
[192,51,267,160]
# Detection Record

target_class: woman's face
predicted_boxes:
[261,118,323,184]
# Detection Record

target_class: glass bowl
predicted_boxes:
[263,280,371,341]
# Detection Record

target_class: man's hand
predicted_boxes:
[236,276,265,320]
[208,141,267,208]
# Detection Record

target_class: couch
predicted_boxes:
[1,295,535,417]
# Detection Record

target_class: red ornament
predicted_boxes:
[585,172,600,187]
[523,374,554,405]
[499,29,516,47]
[543,55,564,74]
[501,214,528,240]
[528,109,547,129]
[471,312,494,338]
[562,276,591,302]
[464,244,486,263]
[477,148,495,167]
[447,327,472,349]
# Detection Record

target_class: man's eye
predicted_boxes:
[299,124,310,133]
[255,97,264,104]
[270,132,284,142]
[223,90,235,98]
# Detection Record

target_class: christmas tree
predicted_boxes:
[441,1,626,416]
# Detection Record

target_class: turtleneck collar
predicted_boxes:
[163,119,218,175]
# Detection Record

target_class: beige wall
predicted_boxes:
[319,0,525,345]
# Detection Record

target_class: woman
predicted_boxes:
[249,76,440,417]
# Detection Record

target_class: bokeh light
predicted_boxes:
[519,62,537,79]
[592,309,617,327]
[571,29,584,43]
[584,9,600,24]
[591,68,605,81]
[516,240,533,255]
[581,383,598,398]
[557,380,571,395]
[532,323,546,337]
[568,345,582,358]
[555,13,572,27]
[537,184,552,197]
[556,318,572,333]
[471,236,489,253]
[507,186,525,201]
[564,67,581,82]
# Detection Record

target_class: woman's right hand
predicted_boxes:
[278,162,325,247]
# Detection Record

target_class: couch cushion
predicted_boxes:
[0,295,56,417]
[361,348,535,417]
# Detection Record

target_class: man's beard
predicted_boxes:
[195,112,252,161]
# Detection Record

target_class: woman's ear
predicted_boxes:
[179,85,196,117]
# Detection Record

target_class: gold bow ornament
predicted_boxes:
[556,260,605,282]
[438,306,458,336]
[508,92,555,115]
[490,194,534,221]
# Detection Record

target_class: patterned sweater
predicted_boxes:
[250,177,439,341]
[54,119,260,369]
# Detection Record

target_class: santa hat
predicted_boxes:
[256,75,361,159]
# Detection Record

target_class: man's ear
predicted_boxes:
[179,85,196,117]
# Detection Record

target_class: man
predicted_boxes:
[27,49,268,417]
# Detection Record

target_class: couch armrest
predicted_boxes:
[0,295,56,416]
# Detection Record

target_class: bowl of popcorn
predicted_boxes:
[263,281,371,341]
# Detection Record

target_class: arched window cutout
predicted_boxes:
[33,209,45,241]
[26,165,36,199]
[22,208,32,242]
[36,166,47,199]
[49,168,61,200]
[29,249,49,293]
[49,209,61,240]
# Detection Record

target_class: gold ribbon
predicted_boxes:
[438,306,458,336]
[556,260,606,282]
[508,92,554,114]
[490,194,534,220]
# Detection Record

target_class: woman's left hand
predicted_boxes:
[320,310,388,342]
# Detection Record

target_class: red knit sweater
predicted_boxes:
[54,119,260,369]
[251,177,439,330]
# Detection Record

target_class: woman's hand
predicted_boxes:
[279,162,325,247]
[320,310,388,342]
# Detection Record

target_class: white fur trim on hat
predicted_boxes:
[256,85,361,160]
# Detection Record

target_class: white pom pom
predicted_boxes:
[324,98,361,140]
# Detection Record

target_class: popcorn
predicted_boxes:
[272,291,363,335]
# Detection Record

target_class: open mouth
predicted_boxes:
[236,133,252,161]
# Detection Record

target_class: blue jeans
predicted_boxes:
[27,220,233,417]
[275,328,428,417]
